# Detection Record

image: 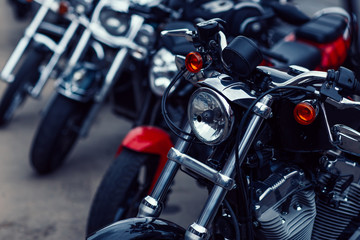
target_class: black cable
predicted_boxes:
[224,199,241,240]
[161,67,197,142]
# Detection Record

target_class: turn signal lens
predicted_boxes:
[293,101,317,125]
[185,52,203,73]
[58,1,69,15]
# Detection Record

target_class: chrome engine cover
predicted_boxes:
[313,151,360,240]
[253,167,316,240]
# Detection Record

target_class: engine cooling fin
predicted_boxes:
[312,181,360,240]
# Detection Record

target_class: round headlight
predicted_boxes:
[149,48,178,96]
[99,8,130,36]
[188,88,234,145]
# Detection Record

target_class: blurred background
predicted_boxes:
[0,0,343,239]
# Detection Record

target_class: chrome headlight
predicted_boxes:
[99,7,130,36]
[90,0,132,47]
[188,88,234,145]
[149,48,178,96]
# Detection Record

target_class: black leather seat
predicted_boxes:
[295,14,347,43]
[269,41,322,69]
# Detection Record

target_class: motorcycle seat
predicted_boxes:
[269,41,322,69]
[295,14,347,43]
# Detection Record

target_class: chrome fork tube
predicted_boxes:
[1,0,54,82]
[79,16,145,138]
[63,28,92,75]
[186,95,273,240]
[137,123,192,218]
[30,20,80,98]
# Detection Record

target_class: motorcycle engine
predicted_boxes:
[252,150,360,240]
[312,151,360,240]
[253,167,316,240]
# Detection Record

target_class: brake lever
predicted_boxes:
[326,96,360,110]
[160,29,195,42]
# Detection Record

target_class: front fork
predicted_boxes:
[137,95,273,240]
[2,0,79,98]
[1,0,53,82]
[56,15,145,138]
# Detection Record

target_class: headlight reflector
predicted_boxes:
[149,48,178,96]
[188,88,234,145]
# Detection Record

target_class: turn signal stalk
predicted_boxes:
[293,101,318,125]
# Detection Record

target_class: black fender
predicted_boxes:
[87,217,185,240]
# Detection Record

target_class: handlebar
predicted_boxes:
[271,67,360,110]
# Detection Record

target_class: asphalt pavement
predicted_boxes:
[0,0,343,239]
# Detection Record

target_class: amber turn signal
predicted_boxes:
[58,1,69,15]
[293,101,317,125]
[185,52,203,73]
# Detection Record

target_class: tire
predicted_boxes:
[87,148,159,235]
[0,47,46,126]
[30,93,91,174]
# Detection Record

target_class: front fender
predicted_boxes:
[118,126,173,155]
[117,126,174,192]
[87,217,185,240]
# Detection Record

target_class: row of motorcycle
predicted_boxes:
[4,0,360,239]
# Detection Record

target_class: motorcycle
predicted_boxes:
[0,0,94,126]
[86,2,354,236]
[29,0,196,175]
[88,18,360,240]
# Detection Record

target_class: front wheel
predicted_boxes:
[0,47,46,126]
[30,93,91,174]
[87,148,159,235]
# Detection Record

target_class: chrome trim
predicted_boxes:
[161,28,194,42]
[1,0,53,83]
[30,20,80,98]
[253,95,273,119]
[332,124,360,156]
[185,223,208,240]
[199,74,256,107]
[94,48,129,101]
[270,71,327,88]
[326,97,360,110]
[168,148,235,190]
[137,196,162,218]
[33,33,57,51]
[65,28,92,75]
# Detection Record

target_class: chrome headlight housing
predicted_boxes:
[99,7,130,36]
[90,0,132,47]
[188,88,234,145]
[149,48,178,96]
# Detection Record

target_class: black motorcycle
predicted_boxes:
[88,18,360,240]
[86,2,355,236]
[0,0,94,126]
